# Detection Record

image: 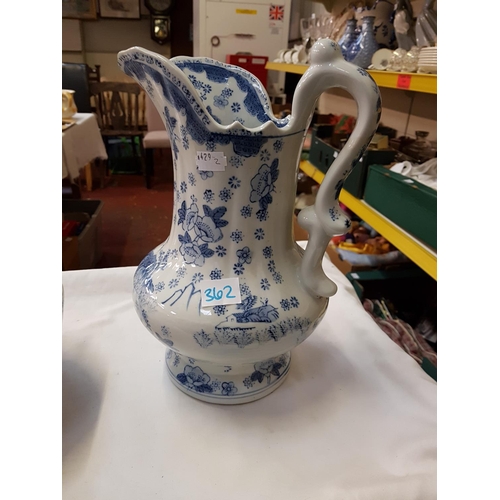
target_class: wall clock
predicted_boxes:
[145,0,175,45]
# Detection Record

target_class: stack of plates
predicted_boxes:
[417,46,437,74]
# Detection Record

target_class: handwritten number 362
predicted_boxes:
[204,286,236,302]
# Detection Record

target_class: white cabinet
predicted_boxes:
[193,0,292,93]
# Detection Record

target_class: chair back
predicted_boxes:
[90,82,146,135]
[62,63,92,113]
[145,95,166,132]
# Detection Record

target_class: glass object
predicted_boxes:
[338,18,359,60]
[387,48,407,71]
[300,17,311,52]
[394,0,416,51]
[402,46,420,73]
[415,0,437,48]
[350,16,380,69]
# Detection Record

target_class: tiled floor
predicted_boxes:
[84,152,174,269]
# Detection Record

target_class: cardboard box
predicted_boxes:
[364,165,437,249]
[292,215,371,275]
[62,200,103,269]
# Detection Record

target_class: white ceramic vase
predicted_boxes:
[118,39,381,404]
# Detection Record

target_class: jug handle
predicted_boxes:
[290,40,381,298]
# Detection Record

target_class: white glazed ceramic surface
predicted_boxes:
[118,40,381,404]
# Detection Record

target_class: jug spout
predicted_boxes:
[292,40,381,298]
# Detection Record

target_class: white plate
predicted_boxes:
[284,49,296,64]
[371,48,394,70]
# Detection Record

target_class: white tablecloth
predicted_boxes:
[62,245,436,499]
[62,113,108,181]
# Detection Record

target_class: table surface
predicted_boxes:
[62,246,436,500]
[62,113,107,181]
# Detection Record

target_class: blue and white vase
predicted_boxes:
[350,16,381,69]
[339,19,359,61]
[118,40,381,404]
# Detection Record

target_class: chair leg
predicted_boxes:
[84,162,93,192]
[98,158,107,189]
[139,137,154,189]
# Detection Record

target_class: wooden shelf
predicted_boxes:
[266,62,437,94]
[299,161,437,280]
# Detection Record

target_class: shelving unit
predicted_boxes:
[299,160,437,280]
[270,59,437,280]
[265,62,437,94]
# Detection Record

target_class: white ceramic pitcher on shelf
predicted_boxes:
[118,39,381,404]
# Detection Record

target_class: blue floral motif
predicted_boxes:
[193,329,213,348]
[176,267,187,278]
[329,208,340,221]
[290,296,300,308]
[213,305,227,316]
[176,203,228,267]
[273,139,283,153]
[168,278,179,289]
[267,260,276,273]
[240,205,252,218]
[177,365,213,393]
[233,263,245,275]
[251,359,283,385]
[260,278,270,290]
[210,268,223,280]
[243,377,253,389]
[231,102,241,113]
[263,246,273,259]
[181,202,199,231]
[214,94,229,109]
[199,170,214,180]
[210,245,225,258]
[180,125,189,150]
[158,325,173,347]
[357,67,369,77]
[236,246,252,264]
[155,281,165,292]
[206,140,216,152]
[180,181,187,193]
[249,158,279,216]
[229,156,243,168]
[221,382,238,396]
[219,187,232,202]
[256,209,268,222]
[188,172,196,186]
[260,149,270,162]
[192,272,204,283]
[273,272,283,284]
[228,176,241,189]
[221,88,233,98]
[254,228,265,240]
[203,189,215,203]
[240,283,251,295]
[280,299,291,311]
[173,354,180,367]
[230,230,243,243]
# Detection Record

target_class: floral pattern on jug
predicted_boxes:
[119,39,381,404]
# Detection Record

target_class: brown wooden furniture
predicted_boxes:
[90,82,150,188]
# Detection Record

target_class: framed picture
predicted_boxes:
[62,0,98,20]
[99,0,141,19]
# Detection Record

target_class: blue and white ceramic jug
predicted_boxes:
[118,39,381,404]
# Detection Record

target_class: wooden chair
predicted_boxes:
[90,82,150,188]
[143,95,171,186]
